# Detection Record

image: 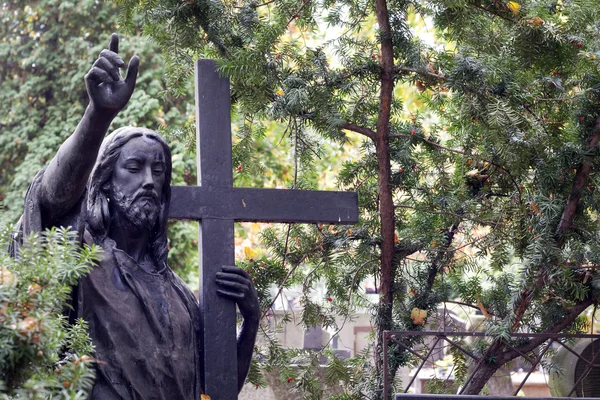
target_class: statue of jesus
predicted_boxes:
[13,34,260,400]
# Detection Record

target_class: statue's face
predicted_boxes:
[109,136,167,231]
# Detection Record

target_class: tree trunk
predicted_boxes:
[372,0,395,395]
[462,360,503,395]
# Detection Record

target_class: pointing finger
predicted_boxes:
[109,33,119,54]
[125,55,139,92]
[93,57,121,81]
[99,49,125,68]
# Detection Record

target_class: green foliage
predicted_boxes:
[0,224,97,399]
[0,0,197,279]
[114,0,600,395]
[9,0,600,397]
[423,377,459,395]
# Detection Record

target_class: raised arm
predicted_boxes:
[40,34,139,219]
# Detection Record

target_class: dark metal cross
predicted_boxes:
[168,60,358,400]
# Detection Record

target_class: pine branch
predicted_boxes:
[261,224,294,320]
[394,204,503,227]
[468,1,514,23]
[508,115,600,334]
[341,122,376,140]
[444,300,498,317]
[556,118,600,244]
[426,211,462,290]
[390,133,522,197]
[286,0,311,27]
[498,296,595,366]
[393,66,447,81]
[249,0,276,8]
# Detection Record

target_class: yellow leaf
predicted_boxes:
[477,297,491,319]
[526,17,544,26]
[276,88,284,96]
[410,308,427,325]
[201,395,211,400]
[529,201,540,215]
[394,233,399,244]
[244,246,257,260]
[0,267,16,287]
[507,1,521,15]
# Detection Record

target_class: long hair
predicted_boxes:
[87,127,172,266]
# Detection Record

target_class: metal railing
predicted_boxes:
[383,330,600,399]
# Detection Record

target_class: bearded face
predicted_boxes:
[107,136,167,234]
[110,189,159,232]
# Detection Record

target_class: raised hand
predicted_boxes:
[84,33,139,117]
[216,266,260,322]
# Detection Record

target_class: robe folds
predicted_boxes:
[13,168,202,400]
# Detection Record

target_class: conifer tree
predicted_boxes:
[29,0,600,397]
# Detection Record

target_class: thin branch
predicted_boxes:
[260,225,295,320]
[344,259,376,301]
[286,0,311,27]
[535,97,576,102]
[260,133,301,319]
[469,2,514,23]
[251,0,276,8]
[394,204,503,227]
[556,118,600,243]
[566,264,600,270]
[426,213,462,289]
[592,304,598,335]
[444,300,497,317]
[341,122,376,140]
[393,66,447,81]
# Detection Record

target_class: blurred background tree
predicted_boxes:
[0,0,199,277]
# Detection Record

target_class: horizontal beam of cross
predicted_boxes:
[169,186,359,224]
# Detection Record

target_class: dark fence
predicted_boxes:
[384,330,600,400]
[395,395,580,399]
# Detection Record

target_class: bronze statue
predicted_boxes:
[14,34,260,399]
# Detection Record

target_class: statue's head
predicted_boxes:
[87,127,172,265]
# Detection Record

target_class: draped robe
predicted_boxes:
[12,168,202,400]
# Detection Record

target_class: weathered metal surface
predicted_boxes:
[195,59,237,400]
[170,186,358,223]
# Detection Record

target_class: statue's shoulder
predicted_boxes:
[19,166,88,241]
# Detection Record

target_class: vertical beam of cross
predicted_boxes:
[195,59,238,400]
[173,59,358,400]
